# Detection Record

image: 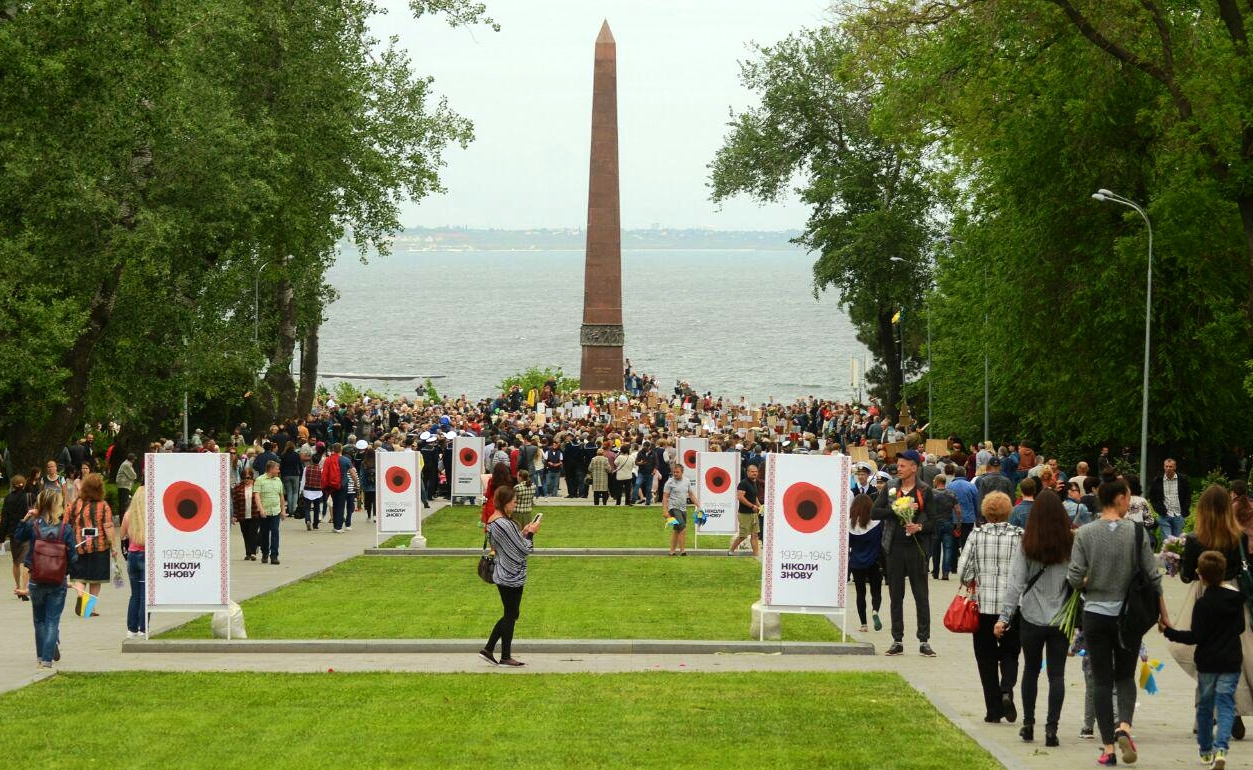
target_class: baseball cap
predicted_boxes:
[988,456,1002,466]
[897,449,923,465]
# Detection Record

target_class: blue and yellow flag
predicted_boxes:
[74,591,98,619]
[1138,658,1164,694]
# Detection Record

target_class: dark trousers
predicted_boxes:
[973,612,1020,719]
[239,518,260,557]
[609,476,623,504]
[331,488,348,530]
[564,467,580,497]
[884,542,930,642]
[851,564,882,626]
[486,584,524,659]
[364,490,376,518]
[1084,611,1140,744]
[593,491,609,506]
[117,487,132,520]
[258,516,280,559]
[1019,619,1068,728]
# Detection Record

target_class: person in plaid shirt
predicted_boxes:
[957,490,1024,725]
[512,470,536,528]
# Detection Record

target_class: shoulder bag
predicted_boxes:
[1236,535,1253,615]
[1117,522,1159,649]
[1009,566,1047,629]
[30,523,69,585]
[477,528,496,584]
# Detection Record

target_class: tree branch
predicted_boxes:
[1216,0,1249,49]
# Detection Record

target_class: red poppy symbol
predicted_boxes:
[782,482,832,534]
[163,481,212,533]
[385,466,412,493]
[683,449,697,469]
[705,467,731,494]
[458,447,479,468]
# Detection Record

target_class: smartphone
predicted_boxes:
[531,513,543,524]
[81,527,99,538]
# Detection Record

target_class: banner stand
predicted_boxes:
[756,605,849,642]
[376,452,423,548]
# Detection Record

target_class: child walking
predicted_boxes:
[1162,550,1246,770]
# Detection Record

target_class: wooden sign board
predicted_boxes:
[882,441,907,461]
[848,446,870,463]
[925,439,948,458]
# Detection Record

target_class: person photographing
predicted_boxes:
[480,486,540,667]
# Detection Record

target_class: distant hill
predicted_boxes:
[388,227,803,251]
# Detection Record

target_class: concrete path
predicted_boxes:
[0,502,1216,769]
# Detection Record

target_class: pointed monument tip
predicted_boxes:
[597,20,614,44]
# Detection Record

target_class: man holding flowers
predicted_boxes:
[871,449,937,657]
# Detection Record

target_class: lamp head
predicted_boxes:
[1091,193,1107,202]
[1097,188,1114,197]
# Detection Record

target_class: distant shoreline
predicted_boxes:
[340,226,804,252]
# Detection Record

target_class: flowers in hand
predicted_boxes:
[1158,536,1186,578]
[891,494,917,526]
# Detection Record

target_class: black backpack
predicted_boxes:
[1117,523,1159,649]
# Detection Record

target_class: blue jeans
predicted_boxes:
[258,516,281,559]
[282,476,300,514]
[931,524,955,577]
[309,494,326,527]
[634,473,654,505]
[29,582,66,664]
[1198,671,1240,753]
[543,470,561,497]
[1159,514,1185,540]
[126,551,146,633]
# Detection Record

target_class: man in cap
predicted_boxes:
[851,463,874,497]
[870,449,937,657]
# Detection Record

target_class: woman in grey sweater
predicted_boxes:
[1068,475,1169,766]
[479,485,541,667]
[996,490,1074,747]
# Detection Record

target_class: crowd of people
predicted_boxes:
[3,380,1252,768]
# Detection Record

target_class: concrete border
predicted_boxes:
[364,547,747,557]
[123,638,874,656]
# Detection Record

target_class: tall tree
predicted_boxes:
[709,28,936,418]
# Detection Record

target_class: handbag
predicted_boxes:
[1236,536,1253,615]
[30,523,69,586]
[943,583,980,633]
[1117,522,1159,649]
[477,531,496,584]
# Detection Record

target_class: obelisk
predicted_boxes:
[579,21,624,393]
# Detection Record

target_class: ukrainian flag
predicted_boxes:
[74,591,97,619]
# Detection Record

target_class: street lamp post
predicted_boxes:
[1092,189,1153,483]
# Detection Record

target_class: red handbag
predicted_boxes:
[943,584,980,634]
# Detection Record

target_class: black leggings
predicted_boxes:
[1019,619,1068,728]
[851,565,882,625]
[1084,611,1140,744]
[486,584,524,659]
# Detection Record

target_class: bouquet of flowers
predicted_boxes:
[1158,536,1186,578]
[890,490,925,555]
[1050,584,1084,643]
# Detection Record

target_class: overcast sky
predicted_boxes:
[375,0,829,230]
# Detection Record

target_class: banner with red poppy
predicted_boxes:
[761,453,849,609]
[677,437,709,485]
[696,451,739,535]
[452,436,484,498]
[377,450,421,534]
[146,452,230,610]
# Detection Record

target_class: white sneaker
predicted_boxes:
[345,525,352,531]
[333,529,343,534]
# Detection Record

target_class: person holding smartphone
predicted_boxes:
[479,485,540,667]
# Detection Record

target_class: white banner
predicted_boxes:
[146,452,230,609]
[452,436,485,497]
[761,453,849,609]
[377,451,421,533]
[696,451,739,535]
[677,437,709,484]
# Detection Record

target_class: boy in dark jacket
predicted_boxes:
[1163,550,1245,769]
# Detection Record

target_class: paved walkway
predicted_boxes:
[0,502,1214,769]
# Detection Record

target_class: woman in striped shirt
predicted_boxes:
[479,485,541,667]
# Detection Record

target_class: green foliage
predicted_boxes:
[709,28,936,417]
[1200,468,1232,492]
[331,381,362,406]
[423,377,441,402]
[497,366,579,396]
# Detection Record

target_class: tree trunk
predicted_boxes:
[1239,193,1253,323]
[260,269,297,422]
[296,319,320,416]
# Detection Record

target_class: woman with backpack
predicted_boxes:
[14,489,77,668]
[64,473,113,610]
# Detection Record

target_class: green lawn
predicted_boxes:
[162,555,838,641]
[380,504,736,549]
[0,671,1004,770]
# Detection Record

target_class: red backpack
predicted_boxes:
[322,454,342,491]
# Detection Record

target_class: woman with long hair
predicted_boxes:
[14,489,76,668]
[996,490,1074,746]
[957,491,1023,724]
[479,485,541,667]
[479,462,515,525]
[3,474,37,600]
[115,485,147,637]
[848,493,883,633]
[1171,484,1253,740]
[1068,474,1167,766]
[64,472,113,606]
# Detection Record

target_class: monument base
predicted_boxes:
[580,344,623,393]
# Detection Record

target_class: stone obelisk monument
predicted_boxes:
[579,21,624,393]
